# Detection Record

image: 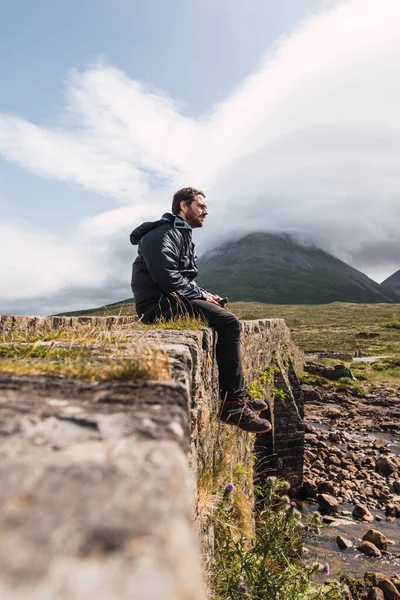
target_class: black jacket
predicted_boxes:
[130,213,207,310]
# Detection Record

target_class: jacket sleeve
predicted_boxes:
[141,228,207,300]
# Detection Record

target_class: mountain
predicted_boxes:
[196,233,396,304]
[381,270,400,299]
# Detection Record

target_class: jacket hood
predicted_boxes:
[130,213,191,245]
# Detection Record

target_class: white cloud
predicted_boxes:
[1,0,400,312]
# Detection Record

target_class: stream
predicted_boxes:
[301,421,400,580]
[302,502,400,580]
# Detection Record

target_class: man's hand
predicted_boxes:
[204,293,221,305]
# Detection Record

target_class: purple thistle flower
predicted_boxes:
[290,501,297,508]
[225,483,234,493]
[239,584,248,593]
[323,563,330,575]
[320,515,324,523]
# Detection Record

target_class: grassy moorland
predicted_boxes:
[230,302,400,356]
[67,299,400,357]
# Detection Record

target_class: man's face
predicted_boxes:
[181,196,208,228]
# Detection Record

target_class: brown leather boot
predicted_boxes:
[219,399,272,433]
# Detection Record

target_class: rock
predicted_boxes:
[305,362,355,381]
[336,535,353,550]
[376,457,396,476]
[302,385,322,402]
[317,493,339,514]
[393,480,400,494]
[368,588,385,600]
[353,504,374,522]
[322,515,339,524]
[299,479,318,498]
[328,431,341,442]
[357,541,381,557]
[327,454,342,467]
[366,573,400,600]
[385,504,400,518]
[304,423,318,434]
[318,481,335,495]
[362,529,387,549]
[373,438,389,450]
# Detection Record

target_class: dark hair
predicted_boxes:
[172,187,205,216]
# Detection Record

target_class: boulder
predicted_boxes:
[353,504,373,522]
[376,457,396,476]
[385,503,400,518]
[299,479,318,499]
[362,529,387,549]
[328,431,341,442]
[366,573,400,600]
[302,385,322,402]
[357,541,381,557]
[304,423,318,434]
[317,493,339,514]
[373,438,389,450]
[318,481,335,495]
[304,362,355,381]
[336,535,353,550]
[393,480,400,494]
[327,454,342,467]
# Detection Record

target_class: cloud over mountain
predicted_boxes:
[1,0,400,313]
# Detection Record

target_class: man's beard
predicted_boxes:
[185,209,204,228]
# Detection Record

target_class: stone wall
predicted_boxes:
[0,315,304,599]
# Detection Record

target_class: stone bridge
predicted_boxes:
[0,315,304,599]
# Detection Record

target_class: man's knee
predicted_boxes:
[216,311,241,336]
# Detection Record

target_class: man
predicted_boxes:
[130,187,271,434]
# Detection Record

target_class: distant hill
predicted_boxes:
[381,270,400,300]
[55,298,136,317]
[196,233,396,304]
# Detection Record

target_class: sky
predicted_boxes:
[0,0,399,315]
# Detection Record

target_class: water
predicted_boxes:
[303,421,400,579]
[353,355,392,363]
[301,501,400,580]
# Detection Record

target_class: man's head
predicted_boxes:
[172,187,208,228]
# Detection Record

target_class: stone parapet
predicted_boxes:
[0,315,304,599]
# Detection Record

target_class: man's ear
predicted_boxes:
[180,200,187,214]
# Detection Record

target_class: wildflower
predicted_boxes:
[290,501,297,508]
[224,483,234,493]
[323,563,330,575]
[320,515,324,523]
[239,584,248,593]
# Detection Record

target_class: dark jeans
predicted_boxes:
[137,295,246,401]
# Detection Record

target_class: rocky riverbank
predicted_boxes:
[298,378,400,595]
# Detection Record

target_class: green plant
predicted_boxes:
[273,388,286,402]
[337,377,355,385]
[338,572,367,600]
[298,372,326,387]
[382,320,400,329]
[248,366,275,399]
[353,372,368,381]
[371,362,388,371]
[211,477,344,600]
